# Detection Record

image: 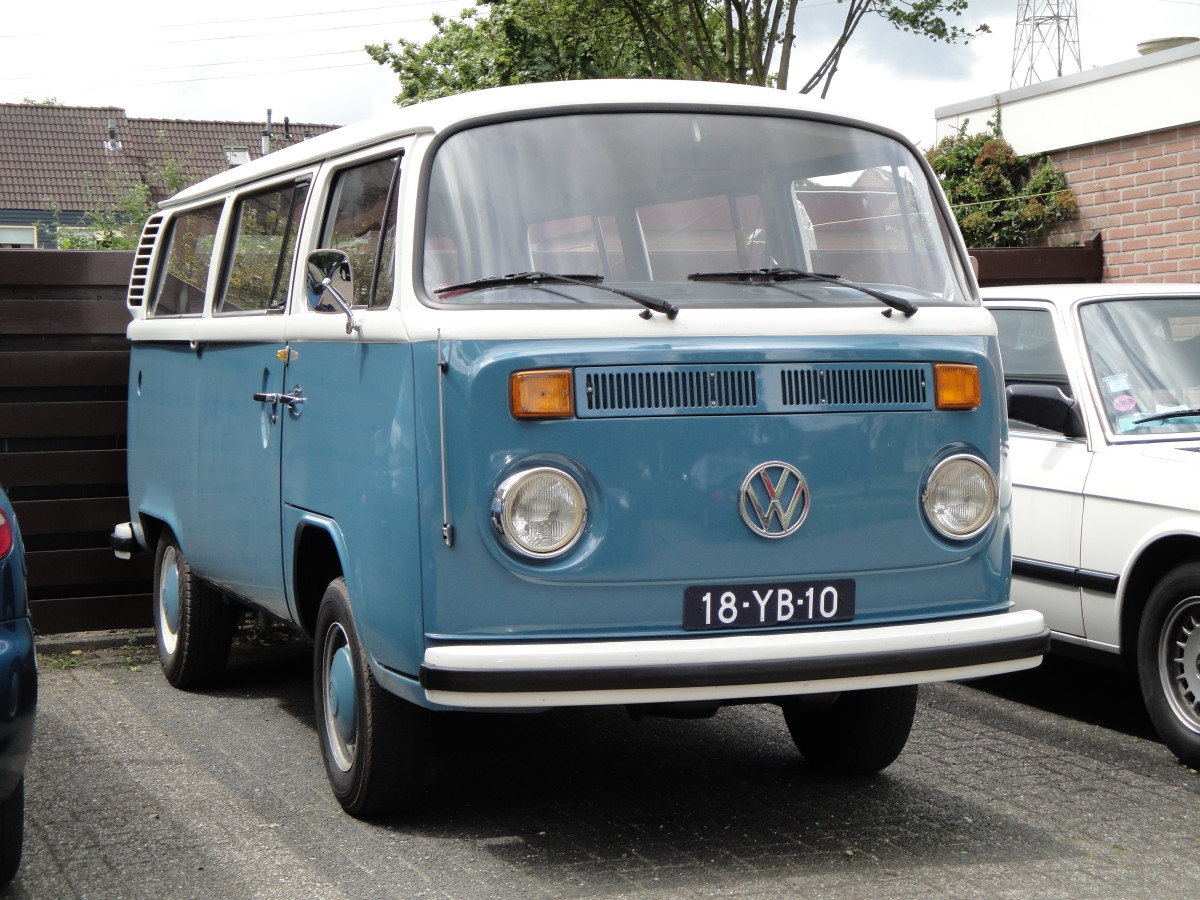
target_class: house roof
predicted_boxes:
[0,103,340,211]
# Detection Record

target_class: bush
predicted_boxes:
[925,117,1076,248]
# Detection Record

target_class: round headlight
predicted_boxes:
[492,467,587,558]
[922,454,998,540]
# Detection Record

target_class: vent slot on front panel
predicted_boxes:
[780,364,928,409]
[582,367,758,413]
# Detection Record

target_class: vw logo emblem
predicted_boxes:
[739,461,810,539]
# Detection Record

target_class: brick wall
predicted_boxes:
[1045,122,1200,282]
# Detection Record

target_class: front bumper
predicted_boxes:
[420,608,1049,708]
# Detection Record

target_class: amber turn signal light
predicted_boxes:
[510,369,574,419]
[934,364,981,410]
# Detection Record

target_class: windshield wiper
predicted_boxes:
[687,267,918,317]
[1133,408,1200,425]
[434,271,678,320]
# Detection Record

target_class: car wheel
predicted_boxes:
[0,777,24,887]
[313,577,431,817]
[1137,563,1200,768]
[153,530,238,690]
[781,685,918,775]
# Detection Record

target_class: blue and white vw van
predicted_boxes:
[115,80,1048,816]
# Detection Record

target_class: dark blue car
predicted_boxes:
[0,489,36,884]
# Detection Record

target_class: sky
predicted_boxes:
[3,0,1199,150]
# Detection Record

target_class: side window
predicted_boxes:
[992,308,1070,389]
[321,155,401,309]
[216,181,310,314]
[150,202,223,317]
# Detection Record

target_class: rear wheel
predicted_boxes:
[153,530,237,689]
[781,685,918,775]
[1137,563,1200,768]
[313,577,431,817]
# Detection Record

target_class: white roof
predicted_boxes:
[981,283,1200,309]
[166,79,895,208]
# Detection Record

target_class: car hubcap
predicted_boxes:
[1159,594,1200,734]
[323,623,357,773]
[158,547,181,655]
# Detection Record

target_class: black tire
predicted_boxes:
[0,778,24,887]
[782,685,918,775]
[313,577,431,817]
[1137,563,1200,769]
[153,530,238,690]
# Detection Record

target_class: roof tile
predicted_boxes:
[0,103,339,211]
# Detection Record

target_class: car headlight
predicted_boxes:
[922,454,998,540]
[491,467,587,558]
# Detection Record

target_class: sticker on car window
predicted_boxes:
[1103,373,1131,393]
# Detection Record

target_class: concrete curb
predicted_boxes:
[35,629,156,655]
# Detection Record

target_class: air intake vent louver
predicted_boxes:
[780,364,928,410]
[575,362,933,418]
[582,367,758,414]
[126,213,165,308]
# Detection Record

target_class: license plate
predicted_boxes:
[682,579,855,631]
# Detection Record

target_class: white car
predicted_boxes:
[984,284,1200,768]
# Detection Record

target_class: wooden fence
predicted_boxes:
[0,249,151,634]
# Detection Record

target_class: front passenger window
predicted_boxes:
[321,155,401,309]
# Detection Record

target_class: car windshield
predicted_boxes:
[421,112,970,310]
[1079,297,1200,436]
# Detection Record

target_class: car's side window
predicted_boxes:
[992,307,1071,391]
[150,202,223,317]
[320,155,401,309]
[216,180,310,315]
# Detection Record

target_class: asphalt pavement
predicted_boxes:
[10,628,1200,899]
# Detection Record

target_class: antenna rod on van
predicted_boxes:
[437,331,454,548]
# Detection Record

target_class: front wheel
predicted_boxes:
[1137,563,1200,768]
[313,577,431,817]
[153,530,237,689]
[781,685,918,775]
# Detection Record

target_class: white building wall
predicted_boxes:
[935,41,1200,156]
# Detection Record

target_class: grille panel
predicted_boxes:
[575,363,933,417]
[780,364,928,410]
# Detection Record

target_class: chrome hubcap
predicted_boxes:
[157,547,181,655]
[1159,595,1200,735]
[322,622,357,773]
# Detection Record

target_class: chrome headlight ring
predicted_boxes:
[921,453,999,541]
[491,466,588,559]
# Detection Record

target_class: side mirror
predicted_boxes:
[1005,383,1086,438]
[306,249,360,334]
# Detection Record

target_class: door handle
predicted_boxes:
[252,391,280,404]
[280,387,305,408]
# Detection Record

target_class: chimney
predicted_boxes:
[261,109,273,157]
[104,118,122,152]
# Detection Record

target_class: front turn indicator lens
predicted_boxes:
[934,363,981,409]
[511,369,574,419]
[492,467,587,558]
[922,454,998,540]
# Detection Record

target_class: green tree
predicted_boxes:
[924,118,1076,248]
[367,0,988,105]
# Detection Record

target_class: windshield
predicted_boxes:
[421,112,970,310]
[1079,297,1200,437]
